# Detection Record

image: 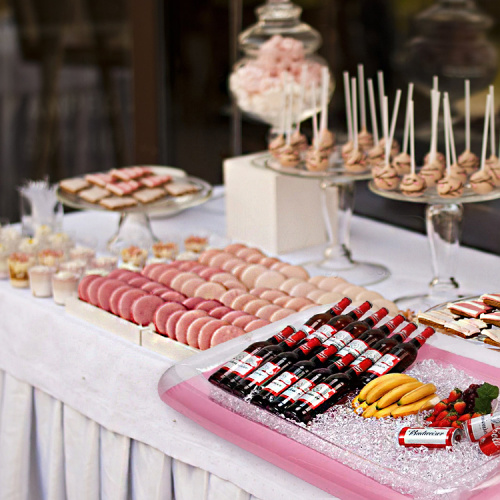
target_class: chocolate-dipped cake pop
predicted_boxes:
[470,169,495,194]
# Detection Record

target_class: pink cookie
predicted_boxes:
[109,285,133,315]
[259,256,281,268]
[97,279,127,311]
[222,280,247,291]
[232,314,258,329]
[220,289,245,307]
[255,304,282,321]
[260,289,288,302]
[160,290,186,303]
[131,295,164,326]
[198,319,227,350]
[280,265,309,280]
[209,306,233,319]
[108,268,137,280]
[141,282,167,294]
[270,308,296,322]
[157,269,180,287]
[279,278,305,294]
[221,258,246,272]
[195,299,223,312]
[153,302,187,334]
[270,261,288,272]
[198,249,221,266]
[127,276,152,288]
[180,278,206,297]
[209,272,236,285]
[175,310,208,344]
[273,296,292,307]
[182,297,206,309]
[87,276,108,306]
[209,252,234,268]
[170,272,200,291]
[243,299,271,315]
[210,325,245,347]
[240,264,267,288]
[319,276,348,292]
[244,319,271,332]
[289,282,318,298]
[177,260,200,272]
[186,316,214,348]
[78,274,101,302]
[231,263,249,280]
[166,310,186,340]
[141,263,164,278]
[151,286,172,297]
[285,297,313,311]
[148,264,172,282]
[118,288,147,321]
[224,243,247,254]
[307,289,326,302]
[254,270,286,289]
[194,282,226,300]
[198,267,223,280]
[221,310,248,324]
[249,287,271,297]
[231,293,257,310]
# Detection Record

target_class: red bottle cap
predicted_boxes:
[330,297,352,315]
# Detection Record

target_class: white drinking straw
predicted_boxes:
[351,77,358,151]
[383,96,390,164]
[465,80,471,151]
[367,79,379,144]
[410,100,416,175]
[480,95,491,172]
[388,89,402,156]
[444,93,457,166]
[296,67,307,132]
[358,64,367,131]
[402,83,414,154]
[489,85,496,157]
[311,81,319,146]
[320,67,329,132]
[343,71,353,142]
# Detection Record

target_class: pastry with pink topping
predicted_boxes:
[470,169,495,194]
[373,164,400,190]
[400,173,426,197]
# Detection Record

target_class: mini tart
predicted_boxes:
[480,293,500,308]
[184,235,208,253]
[417,309,458,329]
[447,300,494,318]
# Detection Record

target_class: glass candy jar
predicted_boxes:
[229,0,333,129]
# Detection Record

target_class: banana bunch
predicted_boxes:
[352,374,439,419]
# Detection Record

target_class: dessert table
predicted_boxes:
[1,184,500,500]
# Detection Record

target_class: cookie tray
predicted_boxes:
[158,307,500,499]
[65,296,198,361]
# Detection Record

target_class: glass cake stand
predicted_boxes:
[57,168,212,253]
[253,152,390,286]
[369,182,500,311]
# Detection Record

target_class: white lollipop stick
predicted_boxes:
[320,67,329,132]
[285,78,293,145]
[351,77,358,151]
[358,64,367,130]
[403,83,414,154]
[430,90,441,164]
[296,66,307,132]
[383,96,390,164]
[378,71,385,129]
[490,85,496,157]
[343,71,353,142]
[465,80,471,151]
[433,75,439,92]
[480,95,491,172]
[444,94,451,176]
[444,93,457,165]
[388,89,402,156]
[367,79,379,144]
[311,82,319,146]
[410,100,416,176]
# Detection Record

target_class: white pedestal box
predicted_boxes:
[224,153,327,254]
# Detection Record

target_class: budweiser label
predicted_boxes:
[279,378,315,404]
[479,428,500,457]
[285,326,314,346]
[315,324,337,336]
[336,339,369,358]
[465,413,500,442]
[263,371,299,396]
[230,353,264,377]
[367,353,401,376]
[351,349,382,367]
[310,328,333,344]
[298,383,337,409]
[220,351,249,372]
[398,427,461,449]
[323,331,355,350]
[245,362,281,385]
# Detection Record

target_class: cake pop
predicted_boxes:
[341,141,354,160]
[392,152,411,176]
[449,163,468,183]
[486,161,500,187]
[374,164,400,190]
[269,134,285,158]
[305,148,329,172]
[367,143,385,168]
[356,65,373,152]
[358,129,373,152]
[419,160,443,187]
[392,84,414,176]
[378,137,400,158]
[313,129,334,157]
[278,144,300,168]
[470,170,495,194]
[437,175,464,198]
[423,151,445,167]
[290,129,308,151]
[345,148,368,173]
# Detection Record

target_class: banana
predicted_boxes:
[357,373,415,403]
[354,401,369,415]
[397,383,437,406]
[375,381,423,410]
[352,396,361,409]
[390,394,440,418]
[373,402,400,419]
[365,375,418,404]
[362,402,378,418]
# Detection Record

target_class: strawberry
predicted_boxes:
[472,413,483,418]
[425,415,435,422]
[447,411,458,422]
[436,410,450,421]
[432,401,449,414]
[439,418,452,427]
[453,400,466,415]
[452,421,462,429]
[430,420,443,427]
[458,413,472,422]
[447,388,463,404]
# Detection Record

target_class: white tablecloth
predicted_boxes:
[1,185,500,500]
